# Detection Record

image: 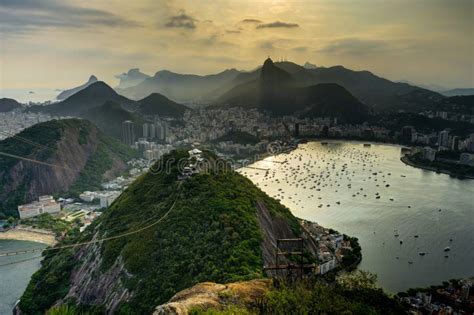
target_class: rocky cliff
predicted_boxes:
[0,119,136,217]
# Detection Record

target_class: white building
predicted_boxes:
[319,258,337,275]
[422,147,436,161]
[99,191,121,208]
[18,195,61,219]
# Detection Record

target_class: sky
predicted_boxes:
[0,0,473,90]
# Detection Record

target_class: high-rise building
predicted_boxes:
[143,123,149,138]
[438,130,449,148]
[149,123,156,139]
[122,120,135,146]
[401,126,414,143]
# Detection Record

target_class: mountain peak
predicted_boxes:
[263,57,274,68]
[88,75,98,82]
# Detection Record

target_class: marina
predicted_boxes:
[239,141,474,292]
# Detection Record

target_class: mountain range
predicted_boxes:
[31,82,189,140]
[217,58,368,122]
[56,75,98,100]
[116,68,241,102]
[114,59,447,114]
[0,119,136,217]
[115,68,150,89]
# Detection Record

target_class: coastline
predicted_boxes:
[401,155,474,180]
[0,227,57,246]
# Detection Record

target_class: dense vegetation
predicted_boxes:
[21,213,72,237]
[137,93,189,117]
[67,131,137,197]
[20,150,300,314]
[0,119,137,217]
[80,101,145,140]
[0,120,65,216]
[214,131,259,145]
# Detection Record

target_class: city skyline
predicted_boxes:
[1,0,473,90]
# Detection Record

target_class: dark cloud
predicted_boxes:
[0,0,139,33]
[241,18,262,23]
[165,10,196,29]
[256,21,299,29]
[317,38,389,55]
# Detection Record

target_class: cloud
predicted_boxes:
[241,19,262,23]
[317,38,390,55]
[226,30,241,34]
[292,46,308,52]
[165,10,196,29]
[256,21,299,29]
[0,0,138,33]
[259,41,275,50]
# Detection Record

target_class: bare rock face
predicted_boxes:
[153,279,271,315]
[60,233,132,313]
[0,119,129,212]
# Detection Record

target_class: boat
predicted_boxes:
[364,143,371,147]
[444,247,450,252]
[419,252,426,256]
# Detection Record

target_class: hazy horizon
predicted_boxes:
[1,0,473,90]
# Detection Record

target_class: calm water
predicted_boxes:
[0,89,58,103]
[239,141,474,293]
[0,240,46,314]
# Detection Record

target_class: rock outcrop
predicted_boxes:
[154,279,271,315]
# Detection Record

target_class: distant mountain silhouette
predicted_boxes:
[442,88,474,97]
[39,81,135,116]
[117,69,241,102]
[56,75,98,100]
[137,93,189,117]
[219,61,443,113]
[218,58,368,122]
[304,62,317,69]
[115,68,150,89]
[0,98,22,112]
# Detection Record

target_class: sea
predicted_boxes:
[0,240,46,314]
[239,141,474,293]
[0,89,58,104]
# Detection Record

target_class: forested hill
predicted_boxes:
[19,150,303,314]
[0,119,136,217]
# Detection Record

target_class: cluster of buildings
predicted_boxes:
[17,195,61,219]
[179,148,203,179]
[0,110,55,140]
[122,119,174,146]
[301,220,355,275]
[402,278,473,314]
[401,126,474,152]
[421,110,474,125]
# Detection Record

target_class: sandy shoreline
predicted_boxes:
[0,228,57,246]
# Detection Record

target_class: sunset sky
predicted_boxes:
[1,0,473,90]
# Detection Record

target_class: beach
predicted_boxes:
[0,227,57,246]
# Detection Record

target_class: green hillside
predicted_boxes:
[80,101,145,140]
[19,150,300,314]
[0,119,137,217]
